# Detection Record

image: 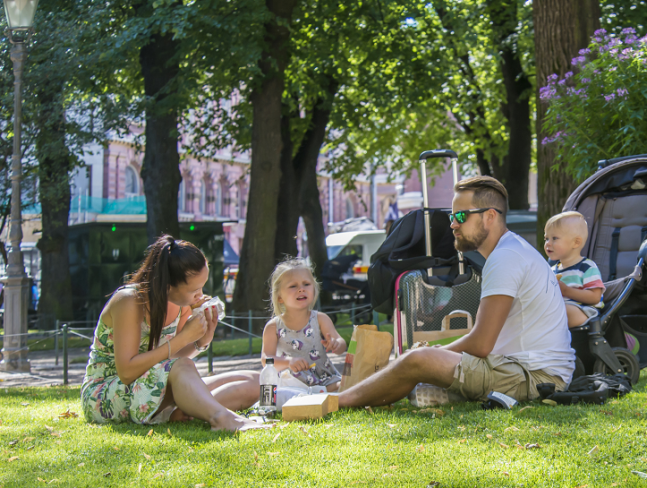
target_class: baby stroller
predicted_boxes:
[562,154,647,385]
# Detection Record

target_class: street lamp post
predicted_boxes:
[0,0,39,372]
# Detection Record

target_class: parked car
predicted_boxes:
[321,230,386,323]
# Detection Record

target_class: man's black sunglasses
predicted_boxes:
[449,207,503,224]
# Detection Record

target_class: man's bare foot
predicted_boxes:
[169,407,193,422]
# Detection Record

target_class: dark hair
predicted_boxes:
[454,175,509,220]
[128,235,206,351]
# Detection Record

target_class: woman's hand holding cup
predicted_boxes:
[197,306,219,346]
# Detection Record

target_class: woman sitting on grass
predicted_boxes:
[81,235,264,432]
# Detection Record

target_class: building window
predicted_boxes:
[179,179,186,212]
[199,180,207,215]
[345,197,355,219]
[230,186,239,219]
[239,184,246,219]
[125,166,139,197]
[215,183,222,216]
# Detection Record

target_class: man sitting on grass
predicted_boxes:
[339,176,576,408]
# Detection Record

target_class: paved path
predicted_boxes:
[0,348,349,389]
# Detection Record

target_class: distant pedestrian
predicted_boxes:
[383,197,399,235]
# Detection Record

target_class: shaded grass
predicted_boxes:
[195,323,395,359]
[1,315,393,359]
[1,371,646,487]
[0,330,91,353]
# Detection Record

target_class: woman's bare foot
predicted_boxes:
[169,407,193,422]
[209,411,272,432]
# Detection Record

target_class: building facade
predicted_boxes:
[67,138,462,256]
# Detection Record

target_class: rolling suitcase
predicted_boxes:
[393,150,482,355]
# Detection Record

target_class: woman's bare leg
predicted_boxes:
[170,371,259,419]
[203,371,259,392]
[163,358,267,432]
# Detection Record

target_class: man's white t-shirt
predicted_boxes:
[481,231,575,383]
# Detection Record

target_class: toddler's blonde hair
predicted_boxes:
[269,257,320,318]
[545,211,589,244]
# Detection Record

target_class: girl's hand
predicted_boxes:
[288,357,310,373]
[321,333,345,354]
[180,313,208,344]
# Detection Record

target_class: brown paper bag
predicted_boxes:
[339,324,394,392]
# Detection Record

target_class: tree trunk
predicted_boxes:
[273,81,337,278]
[233,0,298,315]
[273,108,300,262]
[534,0,600,243]
[485,0,532,210]
[35,88,74,326]
[298,91,337,281]
[139,30,181,243]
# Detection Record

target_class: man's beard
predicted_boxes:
[454,223,488,252]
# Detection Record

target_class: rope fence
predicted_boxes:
[0,304,382,385]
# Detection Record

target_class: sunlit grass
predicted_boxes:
[1,370,646,487]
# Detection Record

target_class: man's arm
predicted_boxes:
[442,295,513,357]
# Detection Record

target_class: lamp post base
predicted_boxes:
[0,351,31,372]
[0,274,31,372]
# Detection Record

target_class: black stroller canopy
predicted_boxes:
[565,155,647,209]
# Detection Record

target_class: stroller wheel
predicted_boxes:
[573,356,586,380]
[592,347,640,385]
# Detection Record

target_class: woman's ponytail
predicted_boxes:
[128,235,206,350]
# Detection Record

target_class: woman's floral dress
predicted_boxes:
[81,302,181,425]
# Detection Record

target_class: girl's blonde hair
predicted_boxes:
[269,257,320,317]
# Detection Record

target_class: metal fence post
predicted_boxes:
[248,310,252,357]
[231,311,235,340]
[373,310,379,331]
[54,320,60,366]
[208,338,213,374]
[62,324,68,386]
[351,303,356,325]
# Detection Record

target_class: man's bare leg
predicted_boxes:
[338,347,462,408]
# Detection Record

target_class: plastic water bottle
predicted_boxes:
[259,358,279,414]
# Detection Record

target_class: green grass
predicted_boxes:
[1,371,646,487]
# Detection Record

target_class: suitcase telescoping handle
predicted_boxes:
[418,149,463,276]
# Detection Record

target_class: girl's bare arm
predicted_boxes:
[318,312,347,354]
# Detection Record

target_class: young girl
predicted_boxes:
[81,235,264,432]
[261,258,346,391]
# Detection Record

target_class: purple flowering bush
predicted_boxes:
[541,28,647,180]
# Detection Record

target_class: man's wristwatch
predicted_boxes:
[194,341,209,352]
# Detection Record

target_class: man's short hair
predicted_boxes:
[454,175,509,220]
[545,211,589,243]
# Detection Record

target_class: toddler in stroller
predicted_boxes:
[544,211,605,328]
[561,154,647,385]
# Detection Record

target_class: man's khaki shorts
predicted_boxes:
[446,353,567,402]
